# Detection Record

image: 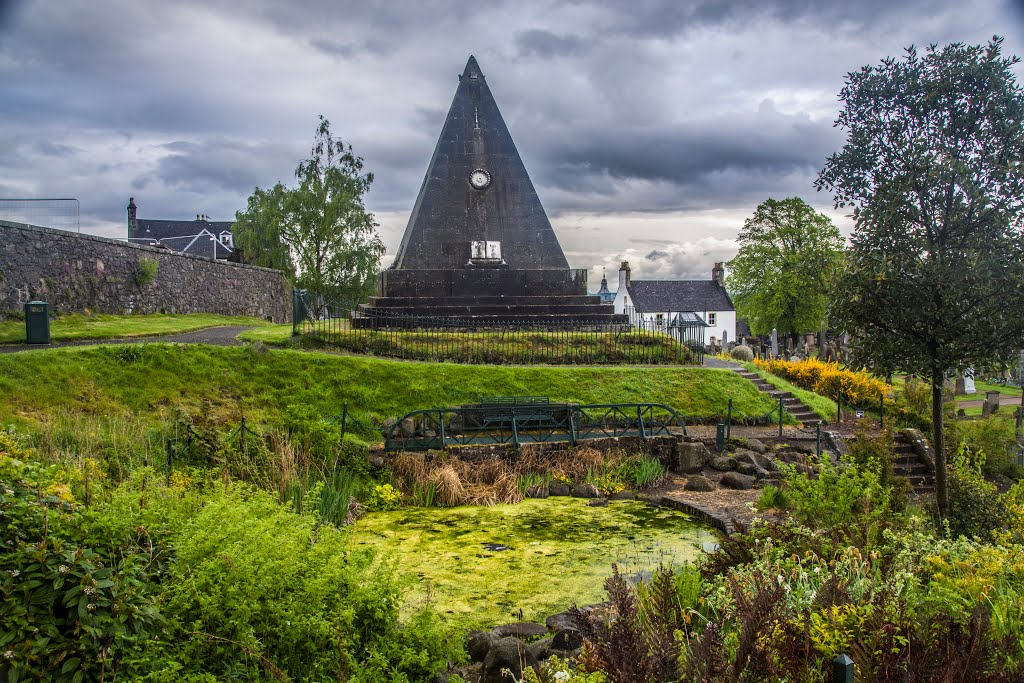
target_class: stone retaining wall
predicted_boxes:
[0,220,290,322]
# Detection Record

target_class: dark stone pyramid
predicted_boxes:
[358,56,622,325]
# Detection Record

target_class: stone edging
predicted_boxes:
[659,496,737,535]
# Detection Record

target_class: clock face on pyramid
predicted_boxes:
[469,168,491,190]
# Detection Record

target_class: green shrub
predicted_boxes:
[948,417,1021,479]
[134,257,158,288]
[621,455,666,489]
[365,483,402,511]
[756,483,790,510]
[845,428,909,509]
[946,444,1008,541]
[0,443,165,683]
[900,376,931,416]
[780,455,891,539]
[731,345,754,362]
[158,485,459,681]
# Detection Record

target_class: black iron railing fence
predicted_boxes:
[292,290,706,365]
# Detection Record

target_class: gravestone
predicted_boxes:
[357,56,622,326]
[770,328,778,358]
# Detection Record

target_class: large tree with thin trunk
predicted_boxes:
[235,116,384,302]
[725,197,845,340]
[816,38,1024,517]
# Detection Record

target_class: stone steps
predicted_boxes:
[893,432,935,495]
[731,368,825,427]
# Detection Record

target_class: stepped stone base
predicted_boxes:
[358,268,626,327]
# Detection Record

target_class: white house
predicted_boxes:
[613,261,737,347]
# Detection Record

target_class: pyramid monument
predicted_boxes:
[357,55,622,324]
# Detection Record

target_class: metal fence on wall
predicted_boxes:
[0,198,80,233]
[292,290,706,365]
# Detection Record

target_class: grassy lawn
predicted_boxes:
[238,323,294,344]
[0,313,272,344]
[0,345,778,442]
[742,362,838,422]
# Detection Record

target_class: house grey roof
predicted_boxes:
[130,227,235,259]
[131,218,234,242]
[390,55,570,271]
[626,280,734,314]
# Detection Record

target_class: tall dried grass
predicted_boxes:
[388,445,632,507]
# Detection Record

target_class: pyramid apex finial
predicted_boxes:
[462,55,483,81]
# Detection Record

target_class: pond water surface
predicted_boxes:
[349,497,717,629]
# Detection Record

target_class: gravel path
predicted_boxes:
[0,325,255,354]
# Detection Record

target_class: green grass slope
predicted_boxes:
[0,345,776,440]
[0,313,271,344]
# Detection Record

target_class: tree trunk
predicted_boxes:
[932,366,948,518]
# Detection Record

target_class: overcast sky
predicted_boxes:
[1,0,1021,287]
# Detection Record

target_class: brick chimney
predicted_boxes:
[712,262,725,285]
[618,260,631,291]
[127,197,138,236]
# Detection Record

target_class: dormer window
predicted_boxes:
[220,231,234,248]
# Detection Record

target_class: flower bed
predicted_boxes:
[754,357,890,407]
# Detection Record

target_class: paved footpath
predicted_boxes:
[0,325,255,354]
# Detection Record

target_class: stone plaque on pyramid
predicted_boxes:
[358,56,622,325]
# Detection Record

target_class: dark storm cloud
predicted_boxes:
[515,30,589,58]
[0,0,1014,272]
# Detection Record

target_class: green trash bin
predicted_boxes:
[24,301,51,345]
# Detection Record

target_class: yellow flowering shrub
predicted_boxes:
[754,357,890,406]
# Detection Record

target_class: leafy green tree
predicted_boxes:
[725,197,845,340]
[235,116,384,302]
[816,38,1024,516]
[232,183,295,277]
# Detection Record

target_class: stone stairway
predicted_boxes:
[731,369,825,427]
[893,431,935,495]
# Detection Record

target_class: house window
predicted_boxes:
[707,312,717,326]
[656,314,664,327]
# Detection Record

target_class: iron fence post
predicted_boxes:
[837,393,843,423]
[438,409,446,448]
[569,412,578,446]
[832,654,854,683]
[727,398,733,439]
[637,406,647,440]
[340,402,348,446]
[716,422,725,452]
[779,397,784,437]
[511,409,519,447]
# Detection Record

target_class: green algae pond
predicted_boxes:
[348,497,717,630]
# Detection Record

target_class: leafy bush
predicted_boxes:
[780,455,892,539]
[945,445,1008,541]
[365,482,402,511]
[756,483,790,510]
[948,417,1021,478]
[731,345,754,362]
[900,376,931,415]
[134,257,158,288]
[754,357,890,406]
[158,485,459,681]
[0,439,165,683]
[621,455,666,489]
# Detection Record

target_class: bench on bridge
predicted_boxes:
[463,396,575,432]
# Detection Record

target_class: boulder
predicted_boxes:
[571,483,600,498]
[709,456,737,471]
[525,485,549,499]
[553,628,584,651]
[400,416,416,437]
[744,438,768,454]
[609,490,636,500]
[526,636,553,663]
[675,441,711,473]
[546,610,581,633]
[467,629,496,663]
[368,455,386,470]
[734,449,775,471]
[588,498,609,507]
[735,461,759,477]
[720,471,755,490]
[492,622,548,639]
[482,637,538,683]
[549,482,571,496]
[684,475,716,492]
